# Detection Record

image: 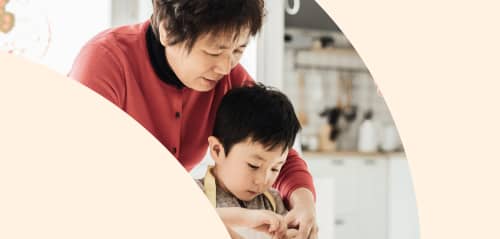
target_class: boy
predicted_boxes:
[197,84,302,239]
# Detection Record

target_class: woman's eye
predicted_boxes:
[233,49,243,55]
[248,163,259,170]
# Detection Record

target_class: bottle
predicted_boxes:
[381,124,402,152]
[358,110,378,152]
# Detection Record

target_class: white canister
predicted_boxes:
[381,124,402,152]
[358,111,378,152]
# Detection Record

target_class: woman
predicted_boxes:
[70,1,317,238]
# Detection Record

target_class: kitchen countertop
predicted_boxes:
[303,150,406,159]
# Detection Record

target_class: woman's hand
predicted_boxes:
[285,188,319,239]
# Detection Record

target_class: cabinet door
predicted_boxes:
[306,157,388,239]
[329,159,358,239]
[314,177,336,239]
[306,158,358,239]
[388,157,419,239]
[329,158,387,239]
[305,159,336,239]
[354,158,388,239]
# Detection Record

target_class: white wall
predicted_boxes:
[239,38,258,80]
[42,0,112,74]
[257,0,285,89]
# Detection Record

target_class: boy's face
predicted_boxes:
[208,137,288,201]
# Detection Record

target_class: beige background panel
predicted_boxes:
[317,0,500,238]
[0,53,230,239]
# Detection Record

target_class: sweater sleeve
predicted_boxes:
[273,148,316,208]
[68,42,126,108]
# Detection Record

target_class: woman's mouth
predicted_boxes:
[201,77,218,87]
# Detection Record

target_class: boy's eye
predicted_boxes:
[247,163,259,170]
[271,168,279,172]
[205,51,222,57]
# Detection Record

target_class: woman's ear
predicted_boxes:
[208,136,226,162]
[158,20,168,46]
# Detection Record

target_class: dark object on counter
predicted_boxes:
[343,105,357,122]
[284,33,292,43]
[363,110,373,120]
[319,36,335,48]
[320,107,342,140]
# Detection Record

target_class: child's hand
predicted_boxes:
[245,209,287,239]
[285,228,299,238]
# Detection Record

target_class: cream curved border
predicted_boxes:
[317,0,500,238]
[0,53,230,239]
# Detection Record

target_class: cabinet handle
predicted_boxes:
[364,159,376,165]
[335,219,345,225]
[331,159,344,166]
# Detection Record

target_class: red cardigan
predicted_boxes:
[69,21,315,203]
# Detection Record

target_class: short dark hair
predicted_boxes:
[151,0,265,51]
[213,83,301,155]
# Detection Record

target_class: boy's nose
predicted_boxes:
[253,171,271,187]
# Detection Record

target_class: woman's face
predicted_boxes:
[159,23,250,92]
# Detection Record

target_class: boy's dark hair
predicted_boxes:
[151,0,265,51]
[213,83,301,154]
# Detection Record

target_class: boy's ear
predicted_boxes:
[208,136,226,162]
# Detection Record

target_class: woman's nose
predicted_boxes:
[213,55,232,75]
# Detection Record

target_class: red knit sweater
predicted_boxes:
[69,21,315,202]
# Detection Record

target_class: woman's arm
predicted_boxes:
[273,148,316,206]
[274,150,318,239]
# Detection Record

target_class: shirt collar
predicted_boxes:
[145,24,185,89]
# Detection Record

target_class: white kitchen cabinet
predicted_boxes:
[306,153,422,239]
[388,156,419,239]
[306,156,388,239]
[305,158,337,239]
[313,177,335,239]
[354,158,388,239]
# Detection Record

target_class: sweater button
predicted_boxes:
[175,112,180,118]
[172,147,177,154]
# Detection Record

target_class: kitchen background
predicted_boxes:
[1,1,419,239]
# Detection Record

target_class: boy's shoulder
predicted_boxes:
[267,188,281,199]
[267,188,288,215]
[195,177,288,215]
